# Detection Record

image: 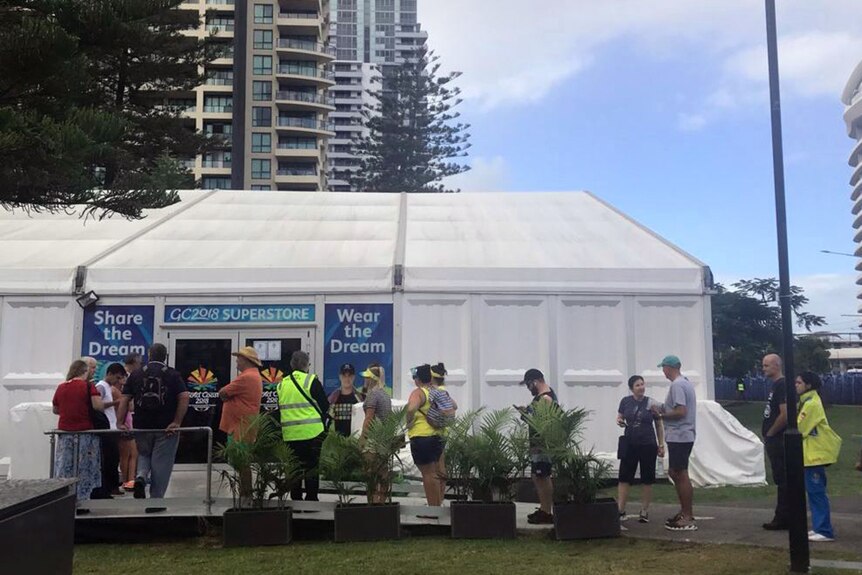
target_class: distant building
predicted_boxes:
[328,0,428,191]
[842,60,862,312]
[820,331,862,373]
[177,0,335,191]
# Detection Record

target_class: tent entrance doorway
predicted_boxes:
[168,329,313,463]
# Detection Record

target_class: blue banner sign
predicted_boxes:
[164,304,315,324]
[323,303,393,395]
[82,305,154,380]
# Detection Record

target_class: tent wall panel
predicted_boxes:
[0,297,77,461]
[399,295,472,411]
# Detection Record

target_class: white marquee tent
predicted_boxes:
[0,191,762,485]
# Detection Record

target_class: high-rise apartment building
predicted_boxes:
[178,0,335,191]
[327,0,428,191]
[843,60,862,306]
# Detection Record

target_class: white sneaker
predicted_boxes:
[809,533,835,542]
[808,530,815,537]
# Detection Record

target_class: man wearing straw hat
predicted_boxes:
[219,346,264,499]
[219,346,264,443]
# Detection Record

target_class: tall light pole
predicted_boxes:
[764,1,809,572]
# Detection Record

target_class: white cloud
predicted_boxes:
[725,32,862,98]
[420,1,862,111]
[793,273,859,332]
[677,113,708,133]
[444,156,510,192]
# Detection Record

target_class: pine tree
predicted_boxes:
[349,48,471,193]
[0,0,210,218]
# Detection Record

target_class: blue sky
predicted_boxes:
[422,0,862,331]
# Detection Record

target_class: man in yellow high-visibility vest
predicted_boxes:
[278,350,330,501]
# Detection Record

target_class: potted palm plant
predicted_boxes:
[320,408,405,542]
[217,415,302,547]
[447,409,524,539]
[524,401,618,540]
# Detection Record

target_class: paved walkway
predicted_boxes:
[606,502,862,558]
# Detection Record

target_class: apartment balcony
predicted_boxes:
[204,134,233,149]
[850,138,862,168]
[203,77,234,92]
[845,95,862,138]
[275,167,321,187]
[202,159,232,168]
[205,0,235,8]
[276,64,335,87]
[333,68,363,79]
[152,104,196,119]
[201,105,233,120]
[331,163,360,173]
[206,24,235,37]
[852,178,862,203]
[851,162,862,189]
[277,11,323,34]
[276,39,335,62]
[275,90,335,112]
[276,116,335,136]
[275,145,321,160]
[332,97,363,107]
[330,110,360,118]
[200,159,232,175]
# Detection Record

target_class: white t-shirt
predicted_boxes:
[95,380,117,429]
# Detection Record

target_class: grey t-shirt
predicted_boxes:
[663,376,696,443]
[363,387,392,421]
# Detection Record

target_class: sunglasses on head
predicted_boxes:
[410,367,418,378]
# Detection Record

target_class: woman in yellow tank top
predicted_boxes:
[407,364,442,506]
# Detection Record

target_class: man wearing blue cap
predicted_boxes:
[651,355,697,531]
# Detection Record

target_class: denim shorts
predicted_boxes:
[410,435,443,466]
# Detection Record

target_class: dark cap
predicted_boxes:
[520,368,544,386]
[339,363,355,374]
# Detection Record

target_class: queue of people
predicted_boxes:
[50,344,846,542]
[53,344,191,513]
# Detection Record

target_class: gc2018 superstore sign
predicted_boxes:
[164,304,315,324]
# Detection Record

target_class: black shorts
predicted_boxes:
[410,435,443,466]
[667,442,694,471]
[531,453,552,478]
[618,443,658,484]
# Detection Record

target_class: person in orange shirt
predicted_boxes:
[219,346,264,498]
[219,346,264,442]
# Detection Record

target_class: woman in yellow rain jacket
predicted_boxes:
[795,372,842,543]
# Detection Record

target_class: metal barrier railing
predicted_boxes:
[44,427,214,514]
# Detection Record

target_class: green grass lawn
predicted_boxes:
[604,402,862,505]
[71,402,862,575]
[72,535,859,575]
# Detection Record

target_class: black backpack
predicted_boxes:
[137,364,168,411]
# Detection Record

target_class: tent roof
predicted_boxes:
[0,191,709,296]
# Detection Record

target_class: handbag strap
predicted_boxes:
[85,381,96,407]
[624,398,647,436]
[289,373,323,419]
